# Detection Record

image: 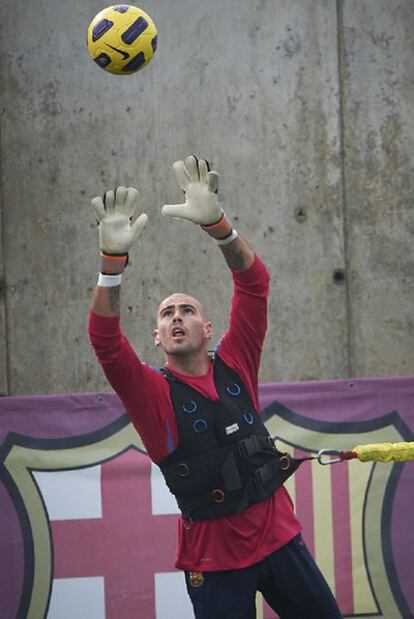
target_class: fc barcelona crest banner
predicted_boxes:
[1,376,413,619]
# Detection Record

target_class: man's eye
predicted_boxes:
[185,307,194,314]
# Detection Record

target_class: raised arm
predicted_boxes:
[90,186,147,317]
[162,155,255,271]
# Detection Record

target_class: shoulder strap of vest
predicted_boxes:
[212,352,243,382]
[159,367,176,382]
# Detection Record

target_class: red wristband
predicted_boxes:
[100,252,128,275]
[201,214,232,240]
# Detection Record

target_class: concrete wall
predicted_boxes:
[0,0,413,395]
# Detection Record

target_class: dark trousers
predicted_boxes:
[185,534,342,619]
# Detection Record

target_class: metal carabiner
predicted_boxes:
[316,449,344,465]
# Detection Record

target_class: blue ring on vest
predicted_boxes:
[243,412,254,424]
[193,418,208,434]
[226,383,241,396]
[177,463,189,477]
[182,400,197,414]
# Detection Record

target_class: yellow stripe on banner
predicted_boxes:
[255,592,264,619]
[311,459,336,596]
[283,470,296,509]
[348,460,377,613]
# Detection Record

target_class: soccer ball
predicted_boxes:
[87,5,158,75]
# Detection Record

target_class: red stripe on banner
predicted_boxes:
[331,462,354,614]
[264,599,277,619]
[293,449,314,556]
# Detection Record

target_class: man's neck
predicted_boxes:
[166,350,211,376]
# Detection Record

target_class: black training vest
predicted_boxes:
[159,355,300,520]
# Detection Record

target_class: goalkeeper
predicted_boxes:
[88,155,341,619]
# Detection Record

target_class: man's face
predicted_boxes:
[154,293,212,357]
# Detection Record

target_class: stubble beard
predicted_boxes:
[164,342,198,357]
[162,335,206,358]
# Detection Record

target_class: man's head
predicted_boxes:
[153,293,212,358]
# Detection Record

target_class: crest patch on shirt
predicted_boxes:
[188,571,204,587]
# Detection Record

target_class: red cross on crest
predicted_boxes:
[51,448,178,618]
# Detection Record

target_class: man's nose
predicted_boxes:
[172,312,182,322]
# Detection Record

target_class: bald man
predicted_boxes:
[89,156,341,619]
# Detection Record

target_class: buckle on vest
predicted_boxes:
[253,463,275,488]
[279,454,291,471]
[238,436,259,460]
[253,454,292,488]
[212,488,225,503]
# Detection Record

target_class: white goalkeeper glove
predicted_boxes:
[162,155,236,243]
[91,186,148,274]
[162,155,222,225]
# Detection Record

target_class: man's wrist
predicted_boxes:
[100,252,128,275]
[201,213,232,239]
[97,273,122,287]
[216,228,238,246]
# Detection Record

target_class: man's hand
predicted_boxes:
[162,155,222,225]
[91,186,148,255]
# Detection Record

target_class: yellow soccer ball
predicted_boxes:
[87,5,158,75]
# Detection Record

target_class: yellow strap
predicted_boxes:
[353,442,414,463]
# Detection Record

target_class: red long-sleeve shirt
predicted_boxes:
[89,255,301,571]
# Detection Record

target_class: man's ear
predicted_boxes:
[204,321,212,340]
[153,329,160,346]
